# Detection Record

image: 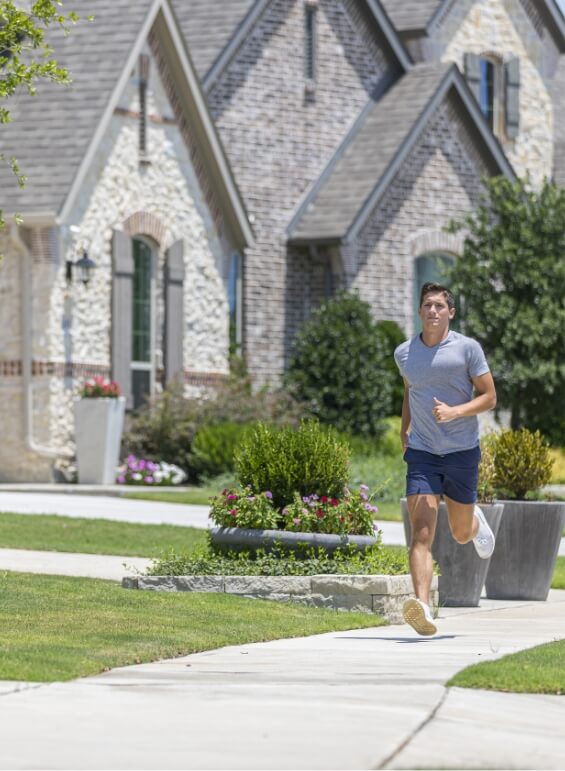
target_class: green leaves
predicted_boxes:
[447,177,565,443]
[286,292,396,437]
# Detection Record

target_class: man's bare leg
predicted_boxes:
[445,495,495,558]
[444,496,477,544]
[407,493,439,605]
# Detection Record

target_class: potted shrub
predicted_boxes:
[74,376,125,485]
[400,436,504,606]
[485,428,563,601]
[208,421,379,555]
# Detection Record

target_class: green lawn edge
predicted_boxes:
[0,572,385,682]
[448,638,565,695]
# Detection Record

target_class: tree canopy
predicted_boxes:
[447,176,565,444]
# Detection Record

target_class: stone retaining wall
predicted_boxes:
[122,574,439,624]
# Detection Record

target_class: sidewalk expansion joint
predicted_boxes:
[374,686,449,770]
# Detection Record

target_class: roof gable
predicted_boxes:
[1,0,252,246]
[288,63,515,244]
[379,0,565,50]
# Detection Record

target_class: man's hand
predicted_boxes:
[432,397,459,424]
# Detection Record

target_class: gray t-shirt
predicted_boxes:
[394,330,490,455]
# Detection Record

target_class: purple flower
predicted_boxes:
[302,496,310,503]
[247,496,256,502]
[116,475,125,484]
[264,491,273,499]
[138,459,146,470]
[373,523,380,532]
[360,484,369,492]
[126,455,136,464]
[145,476,154,484]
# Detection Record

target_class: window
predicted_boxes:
[413,253,459,333]
[479,58,495,131]
[131,237,155,408]
[228,252,242,356]
[305,3,317,82]
[138,53,150,160]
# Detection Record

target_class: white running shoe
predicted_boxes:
[472,505,495,559]
[402,598,437,636]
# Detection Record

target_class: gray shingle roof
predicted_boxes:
[0,0,153,216]
[379,0,442,32]
[173,0,258,79]
[290,64,452,243]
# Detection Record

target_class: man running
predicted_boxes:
[394,281,497,636]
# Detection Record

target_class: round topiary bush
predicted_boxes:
[235,420,350,511]
[286,292,393,437]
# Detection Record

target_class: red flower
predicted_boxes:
[316,508,325,518]
[330,498,339,506]
[320,496,329,503]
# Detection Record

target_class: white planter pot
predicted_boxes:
[74,397,126,485]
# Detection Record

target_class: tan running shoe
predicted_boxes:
[403,598,437,636]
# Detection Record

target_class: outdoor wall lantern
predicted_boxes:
[66,248,96,286]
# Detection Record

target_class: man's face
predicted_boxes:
[419,291,455,332]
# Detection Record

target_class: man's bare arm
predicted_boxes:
[400,377,411,450]
[432,372,497,424]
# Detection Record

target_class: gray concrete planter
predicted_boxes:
[401,498,504,607]
[485,500,565,601]
[209,527,377,555]
[74,397,125,485]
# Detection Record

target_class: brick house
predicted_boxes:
[1,0,564,481]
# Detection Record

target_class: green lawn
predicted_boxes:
[552,556,565,589]
[0,572,384,682]
[0,512,207,557]
[124,488,218,506]
[448,639,565,694]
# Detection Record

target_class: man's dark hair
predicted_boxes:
[419,282,455,310]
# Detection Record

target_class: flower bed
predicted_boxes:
[116,455,187,486]
[210,484,378,536]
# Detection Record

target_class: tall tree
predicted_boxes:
[0,1,87,228]
[447,176,565,444]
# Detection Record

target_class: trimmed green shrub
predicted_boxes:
[191,422,253,479]
[286,292,393,437]
[375,320,406,416]
[491,428,554,499]
[148,542,410,577]
[122,375,308,483]
[235,420,350,510]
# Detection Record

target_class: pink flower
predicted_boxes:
[227,494,238,501]
[229,508,237,516]
[293,517,301,525]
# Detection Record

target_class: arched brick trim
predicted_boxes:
[123,211,167,244]
[407,230,464,260]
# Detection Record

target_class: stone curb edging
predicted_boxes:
[122,574,438,623]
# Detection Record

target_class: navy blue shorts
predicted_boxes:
[404,446,481,505]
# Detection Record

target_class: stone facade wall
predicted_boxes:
[438,0,555,187]
[123,573,439,624]
[207,0,399,383]
[0,48,233,481]
[348,97,487,337]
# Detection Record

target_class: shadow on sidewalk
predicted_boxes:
[337,635,458,643]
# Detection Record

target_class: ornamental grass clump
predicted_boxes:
[490,428,554,500]
[235,420,350,511]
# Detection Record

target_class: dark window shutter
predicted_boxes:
[505,57,520,139]
[111,230,134,409]
[464,53,481,104]
[164,239,185,384]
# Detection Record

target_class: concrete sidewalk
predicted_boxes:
[1,593,564,769]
